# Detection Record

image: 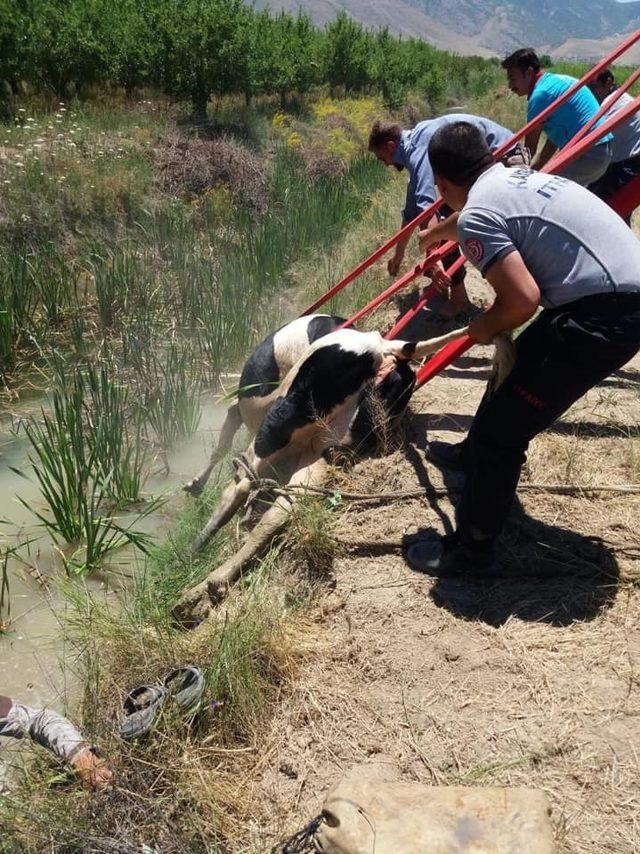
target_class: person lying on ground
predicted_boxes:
[405,121,640,575]
[502,48,612,185]
[588,68,640,225]
[0,694,114,791]
[368,115,526,319]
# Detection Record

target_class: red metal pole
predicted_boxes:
[298,29,640,318]
[300,196,444,317]
[383,255,466,339]
[607,171,640,218]
[338,244,451,330]
[540,94,640,175]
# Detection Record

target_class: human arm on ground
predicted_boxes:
[0,695,113,790]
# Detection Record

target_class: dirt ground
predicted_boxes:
[255,268,640,853]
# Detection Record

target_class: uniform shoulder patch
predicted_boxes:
[465,238,485,264]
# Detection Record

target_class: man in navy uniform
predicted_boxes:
[408,121,640,574]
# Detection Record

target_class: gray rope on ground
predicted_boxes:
[254,481,640,502]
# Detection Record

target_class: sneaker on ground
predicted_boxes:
[424,439,469,472]
[406,533,494,577]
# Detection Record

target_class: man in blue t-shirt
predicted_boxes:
[502,48,612,186]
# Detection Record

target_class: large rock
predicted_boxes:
[315,780,554,853]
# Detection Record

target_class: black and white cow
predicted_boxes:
[185,314,415,495]
[189,325,469,556]
[185,315,346,496]
[174,323,517,621]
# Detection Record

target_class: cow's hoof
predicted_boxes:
[171,598,211,629]
[183,478,204,497]
[207,579,228,605]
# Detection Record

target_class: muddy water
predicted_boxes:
[0,396,231,778]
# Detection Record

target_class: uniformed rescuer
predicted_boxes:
[407,121,640,575]
[588,68,640,225]
[368,114,522,318]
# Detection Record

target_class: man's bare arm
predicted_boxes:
[469,251,540,344]
[531,137,557,170]
[524,126,543,157]
[387,228,413,276]
[418,212,459,254]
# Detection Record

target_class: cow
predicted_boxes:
[184,314,416,496]
[173,324,475,624]
[184,315,346,497]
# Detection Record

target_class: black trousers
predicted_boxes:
[588,154,640,225]
[456,293,640,548]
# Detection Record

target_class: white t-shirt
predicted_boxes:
[457,164,640,307]
[602,91,640,163]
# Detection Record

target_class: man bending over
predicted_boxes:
[368,115,524,318]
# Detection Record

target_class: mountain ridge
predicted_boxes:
[255,0,640,59]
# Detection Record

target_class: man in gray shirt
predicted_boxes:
[588,68,640,225]
[407,121,640,575]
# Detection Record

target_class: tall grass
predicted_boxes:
[1,543,12,630]
[18,367,155,575]
[82,362,148,505]
[139,341,203,449]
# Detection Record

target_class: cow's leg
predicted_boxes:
[173,457,328,625]
[190,476,252,555]
[184,403,243,496]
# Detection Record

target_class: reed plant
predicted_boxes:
[139,341,203,449]
[82,362,148,506]
[0,249,39,371]
[0,543,12,630]
[18,367,154,575]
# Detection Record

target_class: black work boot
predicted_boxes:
[424,439,470,472]
[405,533,495,578]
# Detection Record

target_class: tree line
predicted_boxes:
[1,0,503,118]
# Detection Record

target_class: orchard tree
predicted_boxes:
[252,11,319,107]
[103,0,159,95]
[0,0,33,96]
[155,0,253,123]
[29,0,109,97]
[321,11,371,95]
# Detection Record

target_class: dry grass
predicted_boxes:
[154,133,269,215]
[0,549,326,853]
[244,266,640,853]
